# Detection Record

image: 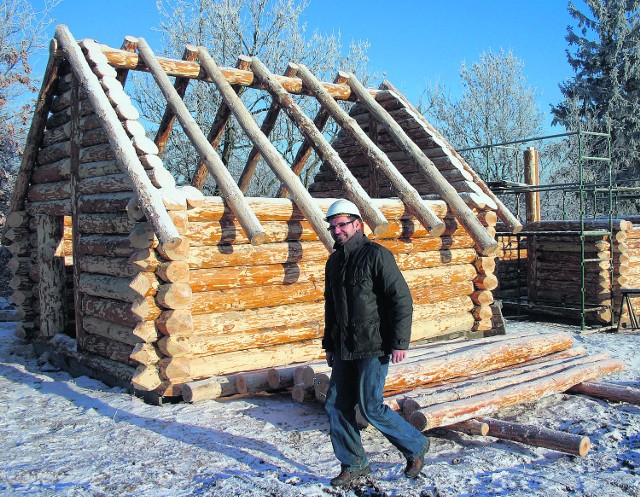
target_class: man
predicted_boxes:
[322,199,429,488]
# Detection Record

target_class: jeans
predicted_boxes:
[324,355,428,471]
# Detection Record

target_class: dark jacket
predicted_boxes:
[322,231,413,360]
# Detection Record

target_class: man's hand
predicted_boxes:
[326,351,334,367]
[391,349,407,364]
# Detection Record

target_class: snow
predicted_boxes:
[1,303,639,496]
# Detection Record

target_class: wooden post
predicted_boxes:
[197,47,335,251]
[296,64,445,237]
[35,214,66,337]
[54,26,182,252]
[250,57,389,237]
[524,147,541,224]
[347,73,498,256]
[134,38,266,245]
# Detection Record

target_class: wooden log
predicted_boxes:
[76,234,134,257]
[189,282,322,314]
[187,196,448,223]
[135,38,266,246]
[78,272,153,303]
[235,369,273,395]
[154,44,199,155]
[267,365,298,389]
[409,358,626,431]
[82,295,142,327]
[156,282,192,309]
[129,342,162,366]
[237,62,298,192]
[292,383,316,404]
[31,158,71,183]
[348,75,498,255]
[99,43,364,101]
[155,309,193,336]
[445,419,489,437]
[77,213,136,235]
[77,191,135,213]
[83,315,143,346]
[158,319,322,357]
[78,173,133,195]
[159,339,323,379]
[188,301,322,337]
[156,261,190,283]
[131,365,163,392]
[182,375,239,402]
[385,332,575,395]
[55,27,182,251]
[78,333,135,365]
[479,417,591,456]
[567,381,640,405]
[251,58,389,237]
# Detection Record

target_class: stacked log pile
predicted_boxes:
[526,220,634,324]
[618,220,640,329]
[232,331,625,455]
[158,195,498,398]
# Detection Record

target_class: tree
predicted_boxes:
[419,49,544,184]
[551,0,640,183]
[131,0,373,196]
[0,0,59,225]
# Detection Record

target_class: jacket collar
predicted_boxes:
[334,229,366,258]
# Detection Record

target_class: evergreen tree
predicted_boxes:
[552,0,640,181]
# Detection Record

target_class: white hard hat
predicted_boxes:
[325,199,361,221]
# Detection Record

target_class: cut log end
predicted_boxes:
[428,222,446,238]
[161,236,183,252]
[372,221,391,237]
[250,231,268,246]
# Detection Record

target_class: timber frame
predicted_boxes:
[5,24,524,403]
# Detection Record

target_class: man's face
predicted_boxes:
[328,215,361,245]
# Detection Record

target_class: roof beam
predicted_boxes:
[154,45,199,157]
[197,47,335,251]
[97,44,376,101]
[346,72,499,256]
[191,56,252,189]
[135,37,266,245]
[237,63,299,193]
[275,73,341,198]
[250,57,389,237]
[296,64,445,237]
[54,25,182,251]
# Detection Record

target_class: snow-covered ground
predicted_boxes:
[1,301,639,496]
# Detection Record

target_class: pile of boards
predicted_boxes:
[186,330,639,456]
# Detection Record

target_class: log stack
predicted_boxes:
[494,233,528,301]
[617,221,640,329]
[520,219,634,325]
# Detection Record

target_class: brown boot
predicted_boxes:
[405,438,430,478]
[330,465,372,487]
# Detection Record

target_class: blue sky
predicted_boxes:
[35,0,586,133]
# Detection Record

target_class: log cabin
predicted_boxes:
[4,25,527,404]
